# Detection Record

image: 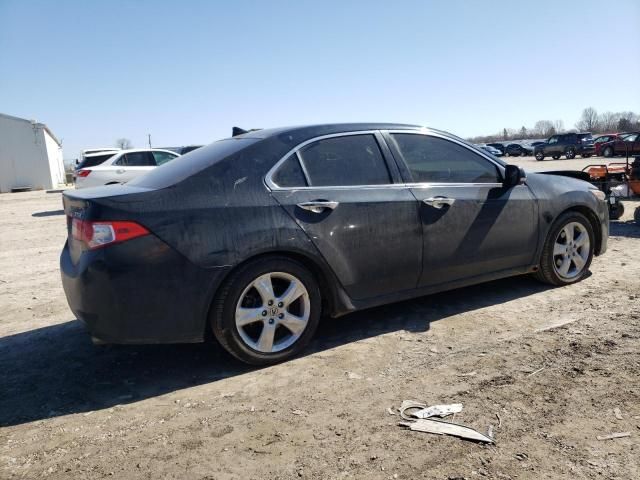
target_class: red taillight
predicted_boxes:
[71,218,149,249]
[77,169,91,177]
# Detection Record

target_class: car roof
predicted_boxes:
[231,123,423,140]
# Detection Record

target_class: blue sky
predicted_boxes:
[1,0,639,159]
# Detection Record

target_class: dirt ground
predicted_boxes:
[1,188,639,480]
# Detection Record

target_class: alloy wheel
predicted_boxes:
[234,272,310,353]
[552,222,590,279]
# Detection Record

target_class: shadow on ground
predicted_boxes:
[0,276,551,427]
[610,220,640,238]
[31,209,65,218]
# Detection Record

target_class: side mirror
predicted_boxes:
[504,164,525,188]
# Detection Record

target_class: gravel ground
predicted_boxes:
[1,189,639,480]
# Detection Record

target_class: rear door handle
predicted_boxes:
[423,196,455,209]
[297,201,339,213]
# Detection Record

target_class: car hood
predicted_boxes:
[527,171,595,192]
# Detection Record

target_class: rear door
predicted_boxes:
[384,131,538,287]
[114,152,157,183]
[268,132,423,300]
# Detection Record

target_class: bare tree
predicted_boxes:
[533,120,554,137]
[115,138,132,149]
[553,120,565,133]
[598,112,618,132]
[575,107,599,132]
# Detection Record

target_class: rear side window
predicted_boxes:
[391,134,500,184]
[297,134,390,187]
[272,154,307,187]
[78,153,116,169]
[119,152,156,166]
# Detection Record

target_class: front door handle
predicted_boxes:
[297,201,339,214]
[116,169,125,174]
[423,196,455,209]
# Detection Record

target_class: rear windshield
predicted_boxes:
[77,153,116,169]
[128,138,258,189]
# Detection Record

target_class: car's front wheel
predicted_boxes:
[534,212,594,286]
[535,151,545,161]
[211,256,321,365]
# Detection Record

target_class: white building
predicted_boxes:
[0,112,65,193]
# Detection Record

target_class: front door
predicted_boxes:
[384,132,538,287]
[268,132,423,300]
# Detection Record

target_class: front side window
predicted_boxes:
[391,134,501,184]
[624,134,638,142]
[152,151,178,166]
[297,134,390,187]
[548,136,558,144]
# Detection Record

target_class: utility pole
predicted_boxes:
[147,134,152,148]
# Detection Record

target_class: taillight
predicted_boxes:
[77,169,91,177]
[71,218,149,249]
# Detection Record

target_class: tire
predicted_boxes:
[552,155,561,160]
[565,148,576,159]
[609,201,624,220]
[210,256,321,365]
[635,206,640,224]
[603,146,614,158]
[535,151,545,161]
[533,211,595,286]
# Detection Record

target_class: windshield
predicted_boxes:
[129,138,259,189]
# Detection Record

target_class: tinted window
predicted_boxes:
[391,134,500,184]
[122,152,156,166]
[625,134,638,142]
[297,135,390,187]
[152,151,178,166]
[77,153,116,169]
[272,154,307,187]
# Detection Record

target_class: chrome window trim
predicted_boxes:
[264,128,507,191]
[265,130,392,191]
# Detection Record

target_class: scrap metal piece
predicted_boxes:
[412,403,463,419]
[596,432,631,441]
[399,419,495,443]
[398,400,427,420]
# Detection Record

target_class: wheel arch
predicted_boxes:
[204,248,352,339]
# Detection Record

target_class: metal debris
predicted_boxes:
[596,432,630,441]
[400,418,494,443]
[613,408,623,420]
[411,404,464,419]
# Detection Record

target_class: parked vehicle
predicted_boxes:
[74,149,180,189]
[73,149,120,182]
[505,143,532,157]
[534,132,595,161]
[600,132,640,158]
[61,124,608,365]
[487,142,506,154]
[593,134,623,156]
[162,145,204,155]
[530,141,545,148]
[476,145,503,156]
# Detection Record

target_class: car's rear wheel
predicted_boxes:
[565,148,576,159]
[211,256,321,365]
[603,146,614,158]
[534,212,594,286]
[535,151,545,161]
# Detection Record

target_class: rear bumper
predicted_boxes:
[60,235,230,344]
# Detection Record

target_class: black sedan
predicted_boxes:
[61,124,609,365]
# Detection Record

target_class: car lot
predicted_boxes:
[1,184,640,479]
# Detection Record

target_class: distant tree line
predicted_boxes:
[468,108,640,144]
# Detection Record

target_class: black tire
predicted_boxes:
[635,206,640,224]
[552,155,561,160]
[210,256,321,365]
[609,201,624,221]
[565,148,576,159]
[535,152,545,161]
[603,146,614,158]
[533,211,595,286]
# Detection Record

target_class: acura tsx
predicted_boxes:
[61,124,608,364]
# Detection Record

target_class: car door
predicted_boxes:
[384,131,538,287]
[114,152,157,183]
[267,132,423,300]
[546,136,558,155]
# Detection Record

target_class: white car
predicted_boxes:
[75,149,180,189]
